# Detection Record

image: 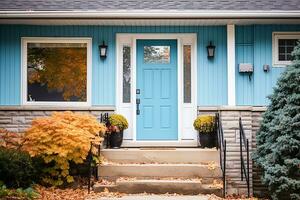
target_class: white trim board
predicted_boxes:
[227,25,236,106]
[116,33,198,147]
[21,37,92,107]
[2,19,300,26]
[2,10,300,18]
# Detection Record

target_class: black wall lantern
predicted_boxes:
[99,41,108,59]
[207,41,216,59]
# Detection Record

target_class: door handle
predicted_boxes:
[136,98,140,115]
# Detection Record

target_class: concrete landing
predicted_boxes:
[101,148,219,164]
[99,163,221,179]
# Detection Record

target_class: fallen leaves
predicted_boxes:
[35,185,264,200]
[87,188,124,200]
[208,179,223,189]
[35,186,125,200]
[207,161,217,170]
[35,185,88,200]
[207,194,260,200]
[96,179,116,186]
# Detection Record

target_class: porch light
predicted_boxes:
[207,41,215,58]
[99,41,108,59]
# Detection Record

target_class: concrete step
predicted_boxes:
[99,163,221,179]
[101,148,219,164]
[93,178,223,196]
[96,176,219,184]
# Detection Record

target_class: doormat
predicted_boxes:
[139,148,177,150]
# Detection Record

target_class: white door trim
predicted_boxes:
[116,33,197,147]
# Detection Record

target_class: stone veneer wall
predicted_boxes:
[0,107,114,133]
[0,106,268,197]
[198,106,268,196]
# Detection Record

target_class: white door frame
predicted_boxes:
[116,33,197,147]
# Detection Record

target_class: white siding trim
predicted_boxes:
[227,24,236,106]
[2,10,300,19]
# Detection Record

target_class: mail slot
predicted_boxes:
[239,63,253,73]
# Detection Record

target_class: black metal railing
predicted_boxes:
[239,117,250,197]
[100,113,109,124]
[215,113,227,198]
[87,141,101,193]
[87,112,109,193]
[100,113,110,148]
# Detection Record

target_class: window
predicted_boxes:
[22,38,91,106]
[273,33,300,66]
[122,45,131,103]
[144,46,170,64]
[183,45,191,103]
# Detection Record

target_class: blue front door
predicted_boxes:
[137,40,178,140]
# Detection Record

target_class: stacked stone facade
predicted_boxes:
[0,107,114,133]
[198,106,267,196]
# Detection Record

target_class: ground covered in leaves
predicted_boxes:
[35,186,264,200]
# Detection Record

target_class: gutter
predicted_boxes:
[1,10,300,19]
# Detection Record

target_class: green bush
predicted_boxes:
[0,147,43,188]
[193,115,215,133]
[253,43,300,200]
[0,184,39,200]
[108,114,128,131]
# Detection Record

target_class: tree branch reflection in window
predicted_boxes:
[122,46,131,103]
[27,43,87,102]
[183,45,191,103]
[144,46,170,64]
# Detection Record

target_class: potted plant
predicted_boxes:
[193,115,216,148]
[107,114,128,148]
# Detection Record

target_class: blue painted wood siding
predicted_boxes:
[0,25,228,106]
[236,25,300,106]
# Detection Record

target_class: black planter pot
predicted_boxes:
[109,130,123,148]
[198,132,216,148]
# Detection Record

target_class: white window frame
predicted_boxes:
[272,32,300,66]
[21,37,92,106]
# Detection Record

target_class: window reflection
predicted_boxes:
[27,43,87,102]
[144,46,170,64]
[123,46,131,103]
[183,45,191,103]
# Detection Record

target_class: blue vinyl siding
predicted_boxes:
[236,25,300,106]
[0,25,228,106]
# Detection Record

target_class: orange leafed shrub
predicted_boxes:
[22,111,107,186]
[0,128,23,149]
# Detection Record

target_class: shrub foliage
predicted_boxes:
[193,115,215,133]
[0,129,23,149]
[108,114,128,132]
[22,111,106,186]
[0,147,42,188]
[0,184,39,200]
[253,43,300,200]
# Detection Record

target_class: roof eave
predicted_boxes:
[1,10,300,19]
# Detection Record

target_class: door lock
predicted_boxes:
[136,98,140,115]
